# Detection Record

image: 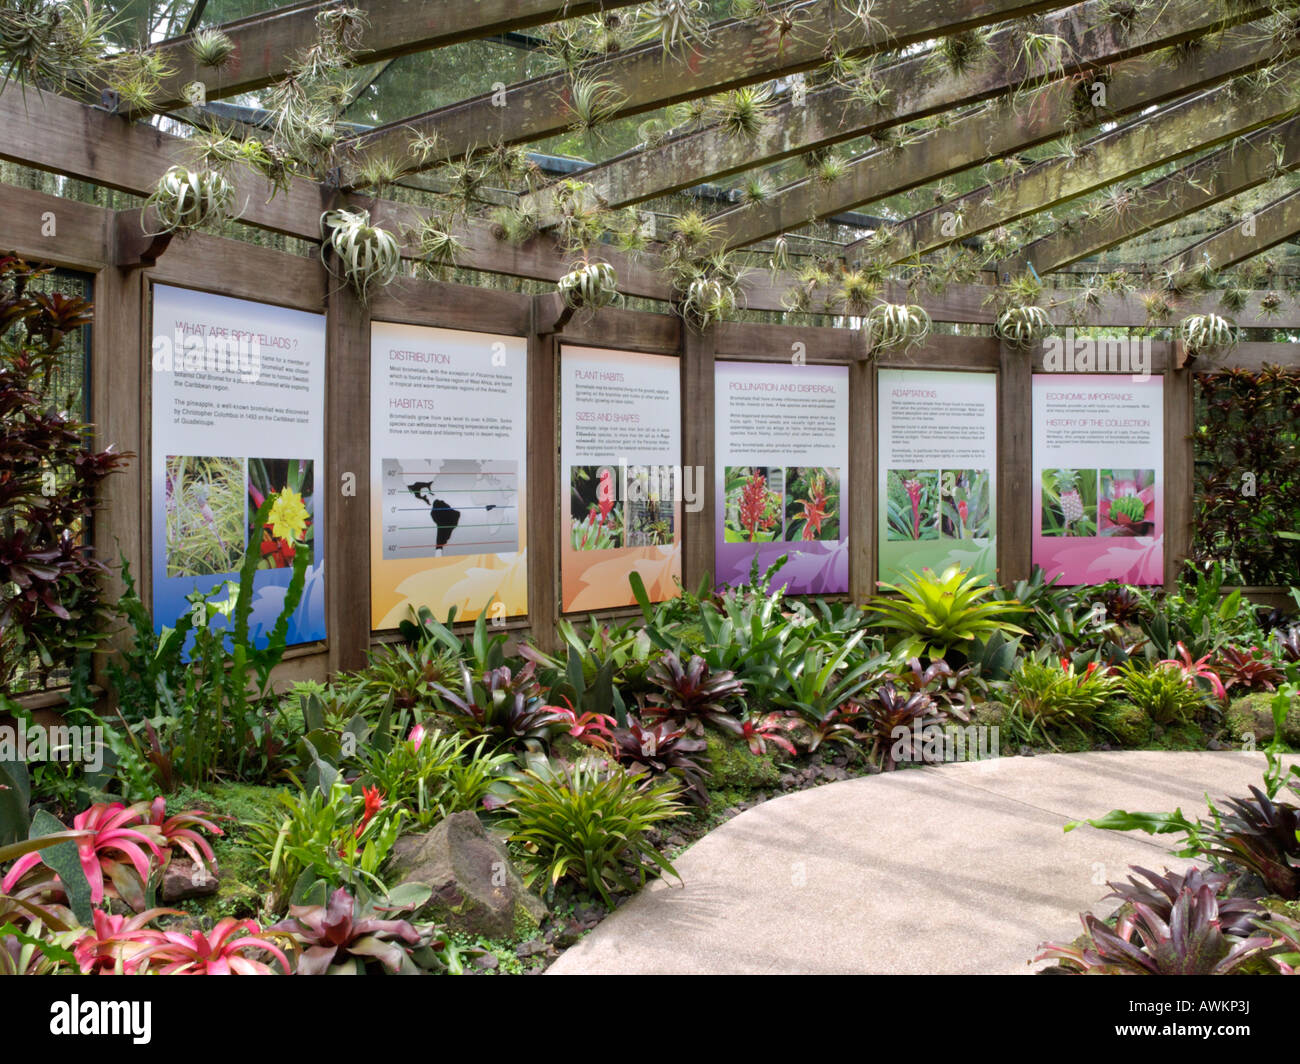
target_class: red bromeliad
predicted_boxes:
[1159,641,1228,702]
[73,909,175,975]
[137,918,291,975]
[903,478,923,538]
[797,474,830,541]
[738,471,777,542]
[2,802,164,906]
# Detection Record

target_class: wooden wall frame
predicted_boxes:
[2,181,1297,708]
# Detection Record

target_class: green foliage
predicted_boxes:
[508,763,683,908]
[1117,661,1207,726]
[1006,654,1120,746]
[105,496,310,788]
[247,779,403,906]
[870,565,1028,660]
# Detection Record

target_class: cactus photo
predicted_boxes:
[1041,468,1098,537]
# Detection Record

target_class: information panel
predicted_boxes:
[560,345,682,612]
[150,284,326,645]
[1032,374,1164,585]
[714,361,849,593]
[369,323,527,627]
[877,369,998,584]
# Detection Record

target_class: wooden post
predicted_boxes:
[1163,351,1196,589]
[997,342,1033,584]
[91,263,145,694]
[850,331,874,603]
[681,325,715,594]
[325,279,371,675]
[527,296,561,654]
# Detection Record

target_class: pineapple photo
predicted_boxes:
[1041,468,1098,537]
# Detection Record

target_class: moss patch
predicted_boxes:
[1094,703,1152,748]
[1224,691,1300,748]
[705,732,782,792]
[169,782,287,920]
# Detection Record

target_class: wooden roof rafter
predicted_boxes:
[1007,115,1300,273]
[702,18,1294,254]
[1163,184,1300,273]
[339,0,1081,184]
[851,64,1300,271]
[518,0,1276,227]
[139,0,649,115]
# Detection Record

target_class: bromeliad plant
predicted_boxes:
[1036,879,1271,975]
[320,207,401,302]
[432,662,563,747]
[1215,645,1287,695]
[642,652,745,735]
[870,565,1027,661]
[1179,312,1236,357]
[994,304,1052,347]
[144,165,235,234]
[1006,654,1120,747]
[851,682,947,771]
[507,762,684,908]
[611,716,711,805]
[270,885,466,975]
[1116,661,1208,726]
[863,302,931,353]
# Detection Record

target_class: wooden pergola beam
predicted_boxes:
[522,0,1267,225]
[1163,185,1300,273]
[341,0,1077,181]
[872,67,1300,267]
[142,0,647,114]
[1009,115,1300,273]
[5,77,1298,326]
[718,24,1283,253]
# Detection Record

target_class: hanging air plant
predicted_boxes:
[680,274,738,332]
[1179,313,1236,356]
[145,165,235,234]
[558,260,620,312]
[189,27,236,69]
[864,302,931,352]
[995,305,1053,348]
[320,207,401,301]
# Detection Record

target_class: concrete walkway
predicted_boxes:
[548,751,1298,975]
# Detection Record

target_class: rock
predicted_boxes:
[666,834,687,848]
[387,811,548,940]
[553,918,585,947]
[1207,737,1228,751]
[1018,745,1035,757]
[1225,691,1300,746]
[473,952,499,970]
[822,765,849,782]
[515,938,548,959]
[161,857,220,902]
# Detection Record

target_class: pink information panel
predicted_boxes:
[1031,374,1164,585]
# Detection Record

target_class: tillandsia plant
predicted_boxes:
[994,304,1052,348]
[863,302,931,353]
[320,207,401,302]
[1179,312,1236,357]
[557,259,620,313]
[144,165,236,235]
